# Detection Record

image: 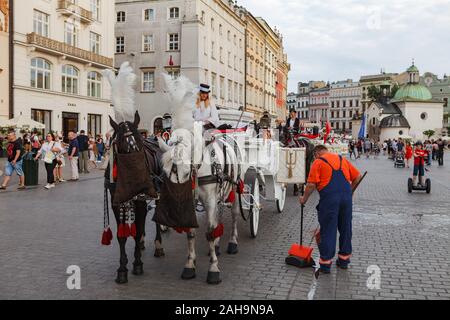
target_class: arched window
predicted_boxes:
[87,71,102,98]
[169,7,179,19]
[62,65,79,94]
[31,58,51,90]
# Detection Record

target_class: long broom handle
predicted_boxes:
[300,185,305,246]
[352,171,368,195]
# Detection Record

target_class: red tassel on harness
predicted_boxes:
[226,190,235,203]
[113,161,118,182]
[212,223,224,239]
[118,223,130,238]
[101,227,112,246]
[130,223,137,238]
[175,227,191,234]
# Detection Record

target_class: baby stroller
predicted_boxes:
[394,151,406,168]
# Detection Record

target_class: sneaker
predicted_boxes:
[336,258,350,269]
[17,185,26,190]
[59,179,66,182]
[44,184,51,190]
[0,185,6,190]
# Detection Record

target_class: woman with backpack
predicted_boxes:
[34,133,62,189]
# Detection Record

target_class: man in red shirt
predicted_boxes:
[412,141,426,186]
[300,145,362,273]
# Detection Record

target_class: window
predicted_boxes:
[211,18,215,31]
[30,58,51,90]
[227,30,231,41]
[31,109,51,134]
[90,32,100,54]
[168,33,179,51]
[219,24,223,35]
[64,22,77,46]
[116,36,125,53]
[62,65,79,94]
[220,76,225,99]
[144,8,154,21]
[228,80,232,102]
[142,71,155,92]
[203,36,207,55]
[234,82,238,103]
[142,34,154,52]
[201,11,205,23]
[169,7,179,19]
[228,52,231,67]
[117,11,126,22]
[443,98,448,107]
[33,10,49,37]
[234,35,237,45]
[219,47,223,63]
[211,73,217,97]
[87,114,102,137]
[168,69,180,80]
[211,41,215,59]
[91,0,100,21]
[420,112,428,120]
[87,71,101,98]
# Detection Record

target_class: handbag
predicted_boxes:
[44,142,56,164]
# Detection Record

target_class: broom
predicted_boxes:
[285,186,315,268]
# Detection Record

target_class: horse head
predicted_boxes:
[110,110,143,154]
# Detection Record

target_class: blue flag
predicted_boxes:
[358,113,366,140]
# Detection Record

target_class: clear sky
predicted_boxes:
[242,0,450,92]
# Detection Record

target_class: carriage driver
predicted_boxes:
[300,145,362,273]
[193,84,220,130]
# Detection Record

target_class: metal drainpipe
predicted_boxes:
[8,0,14,119]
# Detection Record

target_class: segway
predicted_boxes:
[408,177,431,194]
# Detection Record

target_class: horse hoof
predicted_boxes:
[115,271,128,284]
[139,241,146,251]
[154,248,165,258]
[132,264,144,276]
[227,243,238,255]
[181,268,196,280]
[207,272,222,285]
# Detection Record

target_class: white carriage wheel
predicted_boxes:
[250,177,260,238]
[276,184,287,213]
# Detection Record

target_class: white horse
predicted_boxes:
[158,75,242,284]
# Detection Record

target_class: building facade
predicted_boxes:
[359,72,398,114]
[0,0,9,121]
[329,79,361,134]
[421,72,450,131]
[286,92,296,114]
[275,35,289,121]
[308,86,329,127]
[115,0,246,132]
[11,0,114,137]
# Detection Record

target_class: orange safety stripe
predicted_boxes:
[338,254,352,261]
[319,258,333,265]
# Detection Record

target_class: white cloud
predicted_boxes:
[242,0,450,92]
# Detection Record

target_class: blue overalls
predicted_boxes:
[317,156,353,272]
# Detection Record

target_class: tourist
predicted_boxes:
[382,140,388,156]
[364,139,372,158]
[437,138,445,166]
[349,140,357,159]
[77,130,90,174]
[68,131,80,181]
[54,134,67,183]
[88,134,97,169]
[34,132,62,190]
[405,141,413,168]
[0,130,25,191]
[412,141,426,187]
[96,136,105,162]
[23,133,32,153]
[425,140,433,166]
[31,131,41,154]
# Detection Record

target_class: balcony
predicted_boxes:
[57,0,94,24]
[27,33,113,68]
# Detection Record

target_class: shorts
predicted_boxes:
[413,164,424,177]
[5,160,24,177]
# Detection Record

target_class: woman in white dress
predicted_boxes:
[34,133,62,189]
[193,84,220,130]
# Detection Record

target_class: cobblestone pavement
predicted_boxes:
[0,153,449,300]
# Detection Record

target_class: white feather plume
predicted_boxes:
[102,61,137,123]
[162,74,197,131]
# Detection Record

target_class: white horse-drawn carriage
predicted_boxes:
[216,110,307,238]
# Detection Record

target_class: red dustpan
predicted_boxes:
[285,202,315,268]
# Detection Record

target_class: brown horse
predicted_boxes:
[104,111,165,284]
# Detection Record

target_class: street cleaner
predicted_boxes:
[300,145,362,273]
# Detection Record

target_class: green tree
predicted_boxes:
[423,130,435,139]
[367,85,382,101]
[390,84,400,98]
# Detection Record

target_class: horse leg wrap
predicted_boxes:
[206,224,224,241]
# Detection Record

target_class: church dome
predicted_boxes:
[393,83,433,101]
[380,115,410,128]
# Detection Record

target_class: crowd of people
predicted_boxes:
[0,129,111,191]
